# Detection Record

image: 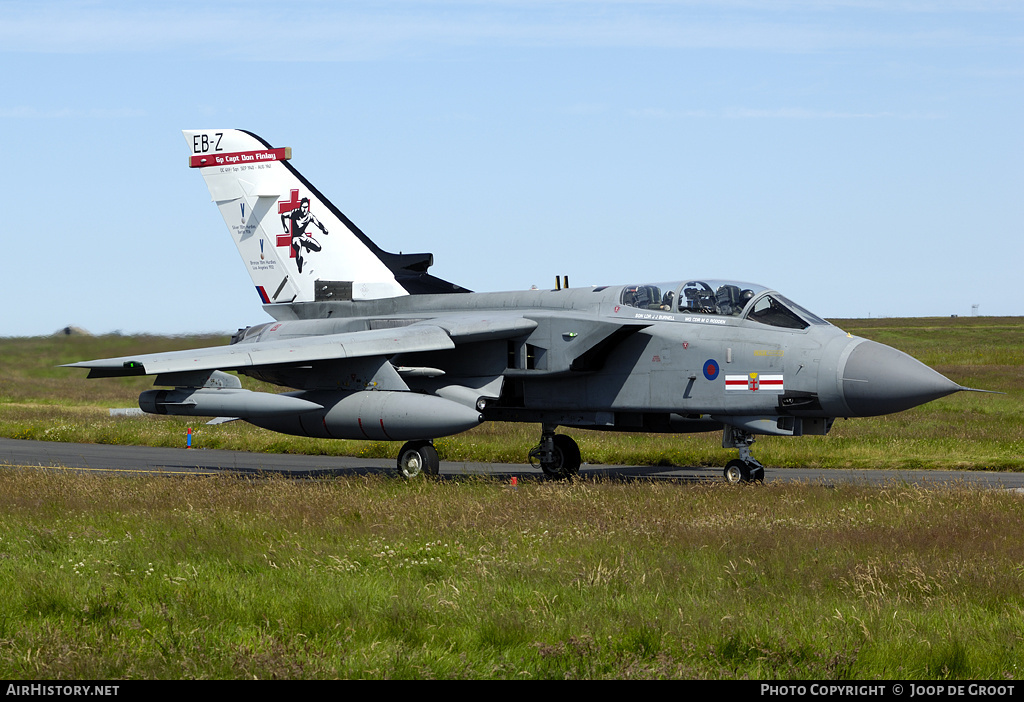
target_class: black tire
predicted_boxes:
[723,459,751,484]
[397,441,440,479]
[540,434,582,480]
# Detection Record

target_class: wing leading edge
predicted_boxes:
[65,315,540,380]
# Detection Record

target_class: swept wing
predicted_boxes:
[65,315,539,379]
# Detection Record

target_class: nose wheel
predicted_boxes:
[723,459,764,484]
[722,427,765,483]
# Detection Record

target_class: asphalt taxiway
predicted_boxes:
[1,438,1022,489]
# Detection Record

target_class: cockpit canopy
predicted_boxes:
[619,280,828,330]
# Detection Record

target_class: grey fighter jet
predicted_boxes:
[67,129,980,482]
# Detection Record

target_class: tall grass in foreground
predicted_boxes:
[0,470,1021,679]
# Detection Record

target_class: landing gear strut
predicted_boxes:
[528,425,581,480]
[396,440,440,479]
[722,427,765,484]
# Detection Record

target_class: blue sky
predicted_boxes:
[2,0,1022,336]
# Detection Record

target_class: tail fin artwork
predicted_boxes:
[184,129,466,306]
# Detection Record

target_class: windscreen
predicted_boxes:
[745,294,829,329]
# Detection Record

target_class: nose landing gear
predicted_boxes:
[722,427,765,484]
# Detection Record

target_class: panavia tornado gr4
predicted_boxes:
[68,129,983,482]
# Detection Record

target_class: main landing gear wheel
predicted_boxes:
[724,459,752,484]
[397,440,439,479]
[529,430,581,480]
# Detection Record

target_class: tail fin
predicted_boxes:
[183,129,466,306]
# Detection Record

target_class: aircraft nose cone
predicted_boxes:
[842,340,961,417]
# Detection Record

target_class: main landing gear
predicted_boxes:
[395,427,764,484]
[528,425,581,480]
[396,440,440,479]
[722,427,765,484]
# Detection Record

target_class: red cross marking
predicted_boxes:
[277,189,303,257]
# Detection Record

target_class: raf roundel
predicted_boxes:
[703,359,720,381]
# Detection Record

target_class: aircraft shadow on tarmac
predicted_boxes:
[4,439,1018,489]
[145,460,732,485]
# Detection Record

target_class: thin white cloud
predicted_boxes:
[0,106,147,119]
[628,107,715,118]
[1,0,1020,59]
[722,107,945,119]
[627,106,945,119]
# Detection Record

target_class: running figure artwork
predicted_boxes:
[280,194,328,273]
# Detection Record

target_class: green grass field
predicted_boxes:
[1,471,1022,679]
[0,318,1022,679]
